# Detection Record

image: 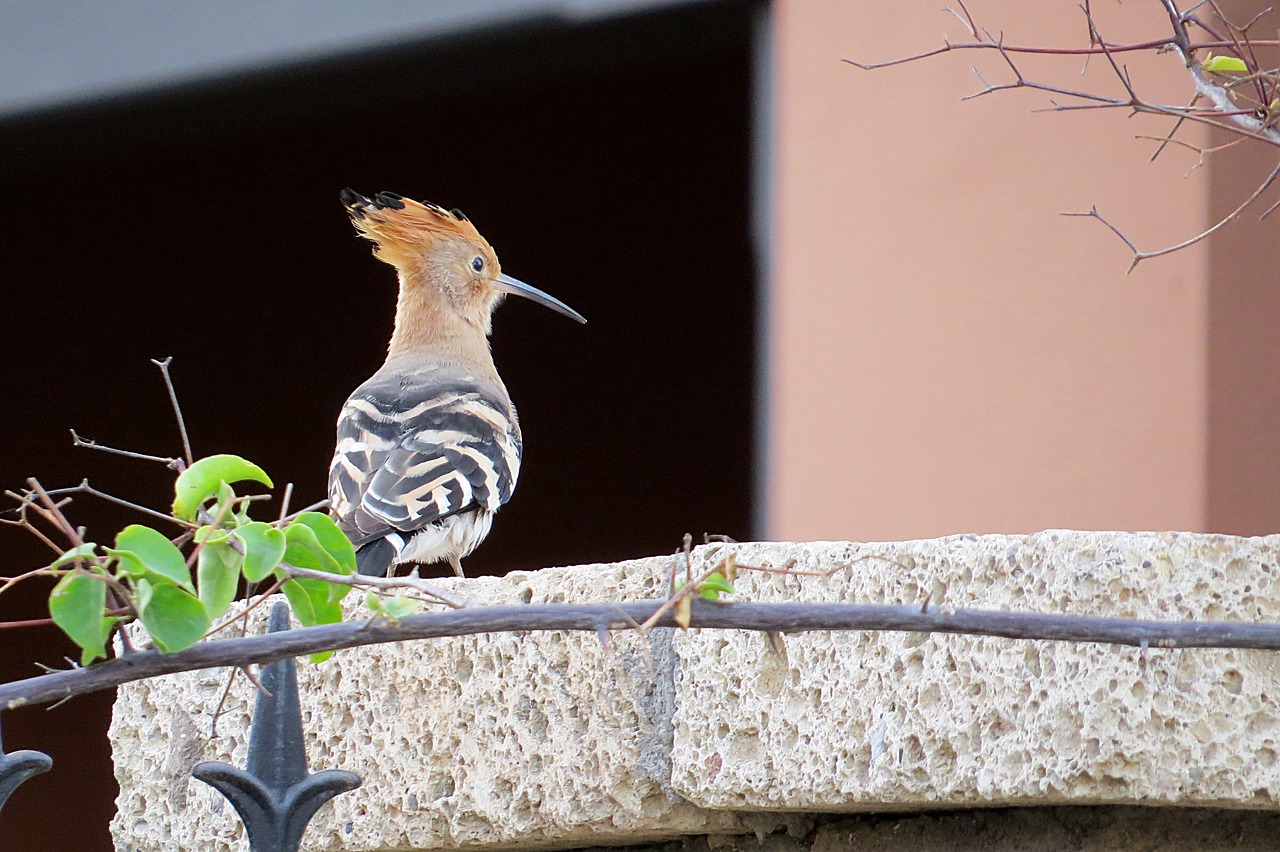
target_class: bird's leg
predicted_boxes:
[448,554,466,578]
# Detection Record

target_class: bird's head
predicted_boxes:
[340,189,585,333]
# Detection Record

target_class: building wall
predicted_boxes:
[1205,0,1280,536]
[765,0,1239,541]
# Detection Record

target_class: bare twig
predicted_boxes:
[278,483,293,523]
[281,563,467,610]
[1135,132,1248,174]
[9,599,1280,709]
[0,566,55,596]
[206,576,287,638]
[70,430,181,469]
[842,36,1280,71]
[39,480,196,529]
[0,495,65,556]
[846,0,1280,266]
[1061,205,1142,255]
[26,479,84,547]
[208,666,241,738]
[150,357,193,469]
[0,608,131,631]
[279,499,331,525]
[1066,158,1280,271]
[641,555,735,631]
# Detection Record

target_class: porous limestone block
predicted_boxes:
[806,806,1280,851]
[112,531,1280,851]
[672,531,1280,813]
[110,557,753,851]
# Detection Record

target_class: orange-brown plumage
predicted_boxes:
[342,190,486,268]
[331,189,584,577]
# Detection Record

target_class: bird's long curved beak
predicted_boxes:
[494,273,587,324]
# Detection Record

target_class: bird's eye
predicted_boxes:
[471,257,484,272]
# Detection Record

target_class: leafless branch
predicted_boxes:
[38,479,197,529]
[70,430,181,469]
[150,357,193,469]
[1065,158,1280,271]
[279,499,331,525]
[846,0,1280,265]
[281,563,467,610]
[7,598,1280,710]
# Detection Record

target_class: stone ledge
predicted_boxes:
[594,807,1280,852]
[110,531,1280,850]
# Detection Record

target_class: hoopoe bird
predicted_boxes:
[329,189,585,577]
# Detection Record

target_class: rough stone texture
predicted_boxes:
[111,532,1280,850]
[673,532,1280,812]
[603,808,1280,851]
[111,557,756,851]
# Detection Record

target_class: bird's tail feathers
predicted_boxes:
[355,533,404,577]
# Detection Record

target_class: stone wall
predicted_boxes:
[110,532,1280,850]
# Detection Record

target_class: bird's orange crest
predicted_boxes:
[340,189,489,268]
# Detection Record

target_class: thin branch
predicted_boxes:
[1260,193,1280,219]
[206,577,287,638]
[0,566,54,596]
[1135,131,1248,174]
[208,666,241,738]
[40,480,196,529]
[0,497,64,556]
[281,563,467,610]
[0,607,131,631]
[846,0,1280,268]
[1061,205,1141,255]
[277,483,293,523]
[1081,7,1139,103]
[1065,158,1280,271]
[69,430,180,469]
[8,599,1280,709]
[841,36,1280,71]
[150,357,193,469]
[26,479,83,547]
[279,499,331,525]
[1161,0,1280,143]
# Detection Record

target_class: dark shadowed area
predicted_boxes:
[0,4,755,847]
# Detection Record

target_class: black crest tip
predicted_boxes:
[339,188,369,216]
[375,191,406,210]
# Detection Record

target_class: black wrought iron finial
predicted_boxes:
[0,716,52,816]
[193,602,360,852]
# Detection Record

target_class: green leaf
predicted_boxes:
[49,570,114,665]
[699,572,735,601]
[365,591,421,621]
[281,578,315,625]
[281,578,343,662]
[291,513,356,575]
[194,525,231,545]
[1203,54,1247,73]
[284,523,351,605]
[50,543,99,570]
[281,577,343,625]
[197,542,242,619]
[215,481,237,517]
[236,522,286,583]
[173,454,273,522]
[137,582,210,653]
[109,525,192,590]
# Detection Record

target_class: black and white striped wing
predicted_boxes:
[328,375,521,549]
